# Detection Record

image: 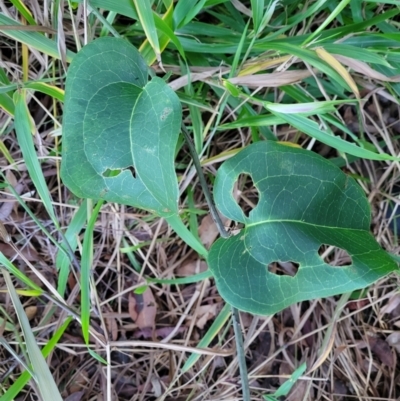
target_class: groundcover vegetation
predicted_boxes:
[0,1,400,400]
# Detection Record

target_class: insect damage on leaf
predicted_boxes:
[208,141,397,315]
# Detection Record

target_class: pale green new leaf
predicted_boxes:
[208,141,397,315]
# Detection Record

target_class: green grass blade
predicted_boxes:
[9,0,37,26]
[274,112,399,161]
[0,253,43,292]
[13,90,58,223]
[182,302,231,372]
[173,0,207,28]
[55,200,87,296]
[0,93,14,115]
[165,214,208,258]
[24,82,65,102]
[0,317,71,401]
[81,200,103,344]
[304,0,352,45]
[2,270,63,401]
[153,12,185,59]
[134,0,161,60]
[0,14,75,61]
[251,0,264,31]
[74,0,138,19]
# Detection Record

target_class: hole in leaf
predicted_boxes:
[234,174,259,217]
[267,261,299,277]
[126,166,136,178]
[319,244,352,267]
[102,168,121,178]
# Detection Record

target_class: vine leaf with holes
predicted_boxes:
[61,37,181,217]
[208,141,397,315]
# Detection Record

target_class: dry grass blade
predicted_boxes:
[334,54,400,82]
[228,69,312,87]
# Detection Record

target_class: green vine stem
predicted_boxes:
[181,124,251,401]
[165,214,208,258]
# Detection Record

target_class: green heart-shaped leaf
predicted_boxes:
[209,141,397,315]
[61,37,181,216]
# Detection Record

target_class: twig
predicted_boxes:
[181,123,251,401]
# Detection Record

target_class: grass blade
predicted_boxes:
[0,317,71,401]
[2,270,63,401]
[0,13,75,61]
[13,90,58,224]
[81,200,103,344]
[55,200,87,296]
[182,302,231,372]
[134,0,161,61]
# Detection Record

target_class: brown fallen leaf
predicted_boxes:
[367,334,395,368]
[196,304,218,330]
[199,214,229,249]
[134,326,186,339]
[105,314,118,341]
[68,370,88,394]
[128,286,157,331]
[0,171,24,221]
[379,294,400,316]
[0,243,39,261]
[65,392,85,401]
[24,306,37,320]
[177,259,207,276]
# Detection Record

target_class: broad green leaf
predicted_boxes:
[61,37,181,217]
[208,141,397,315]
